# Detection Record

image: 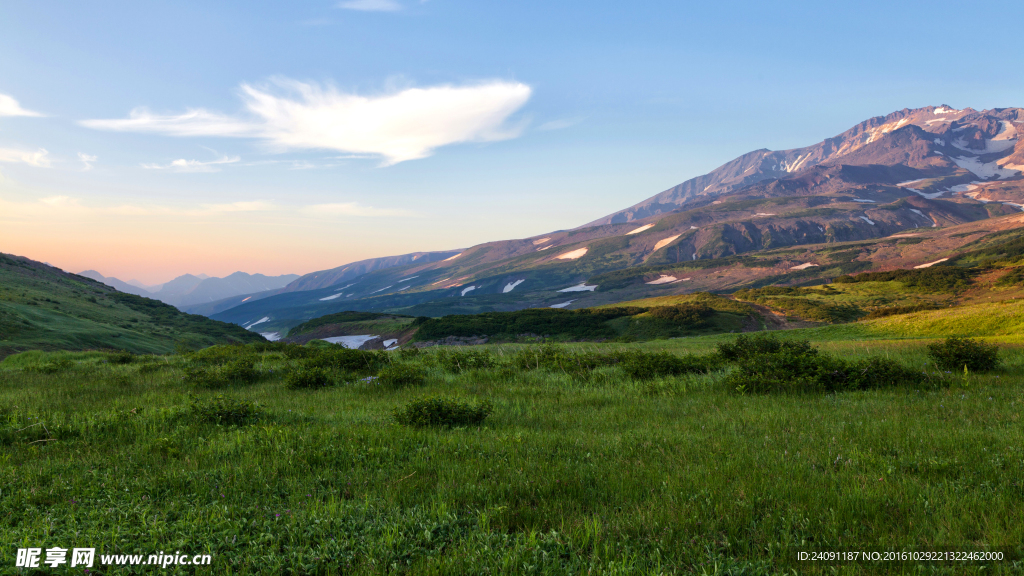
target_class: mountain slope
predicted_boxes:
[207,105,1024,331]
[1,253,264,358]
[588,105,1024,224]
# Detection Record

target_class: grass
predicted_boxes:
[1,330,1022,575]
[0,252,263,359]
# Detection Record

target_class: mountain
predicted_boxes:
[205,105,1024,333]
[78,270,153,297]
[588,105,1024,224]
[151,272,300,308]
[281,250,463,293]
[1,253,264,359]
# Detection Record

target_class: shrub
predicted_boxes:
[107,350,136,364]
[188,394,263,425]
[927,337,1000,372]
[647,304,713,326]
[510,345,611,380]
[27,357,74,374]
[618,350,720,380]
[862,303,943,320]
[183,355,260,388]
[286,367,334,390]
[715,333,816,362]
[306,348,386,374]
[377,363,427,387]
[431,349,493,373]
[724,348,930,393]
[393,397,493,428]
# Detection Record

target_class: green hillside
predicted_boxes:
[0,252,265,359]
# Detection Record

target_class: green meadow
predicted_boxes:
[2,316,1022,575]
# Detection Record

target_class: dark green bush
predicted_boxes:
[834,267,974,293]
[618,350,720,380]
[184,355,260,387]
[306,348,386,374]
[724,348,930,393]
[107,350,136,364]
[377,363,427,387]
[715,333,816,362]
[927,337,1000,372]
[286,367,334,390]
[188,394,263,425]
[27,357,74,374]
[393,397,493,428]
[647,304,714,327]
[431,348,494,373]
[862,303,943,320]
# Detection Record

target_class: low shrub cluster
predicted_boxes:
[393,396,493,428]
[304,347,386,374]
[862,303,944,320]
[646,303,714,327]
[927,337,1000,372]
[187,394,263,425]
[106,349,136,364]
[721,334,934,393]
[286,366,334,390]
[618,350,721,380]
[834,267,975,293]
[377,363,427,387]
[183,355,260,388]
[716,332,815,361]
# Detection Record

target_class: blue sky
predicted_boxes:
[1,0,1021,282]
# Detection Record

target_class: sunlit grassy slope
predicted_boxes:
[0,252,264,358]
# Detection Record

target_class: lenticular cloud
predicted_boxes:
[81,79,532,164]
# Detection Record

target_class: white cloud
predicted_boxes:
[0,147,51,167]
[337,0,402,11]
[84,109,255,137]
[141,155,240,172]
[0,94,43,117]
[78,152,97,170]
[304,201,413,217]
[81,78,532,165]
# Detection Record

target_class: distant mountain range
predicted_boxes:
[79,270,299,309]
[203,105,1024,334]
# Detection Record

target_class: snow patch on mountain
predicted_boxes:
[653,235,682,251]
[558,283,597,292]
[860,216,875,225]
[549,300,576,309]
[645,275,678,285]
[556,248,588,260]
[952,156,1020,179]
[443,253,462,262]
[319,293,343,301]
[460,286,476,296]
[502,279,525,293]
[245,317,270,329]
[914,258,949,269]
[626,224,655,235]
[790,263,819,270]
[532,237,551,245]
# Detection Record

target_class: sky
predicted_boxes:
[1,0,1021,284]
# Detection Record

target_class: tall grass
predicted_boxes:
[1,336,1022,574]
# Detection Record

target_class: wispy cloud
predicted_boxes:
[200,201,275,213]
[81,78,532,165]
[538,116,586,131]
[141,155,241,172]
[0,147,51,167]
[78,152,97,170]
[0,94,43,117]
[303,201,413,217]
[337,0,402,12]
